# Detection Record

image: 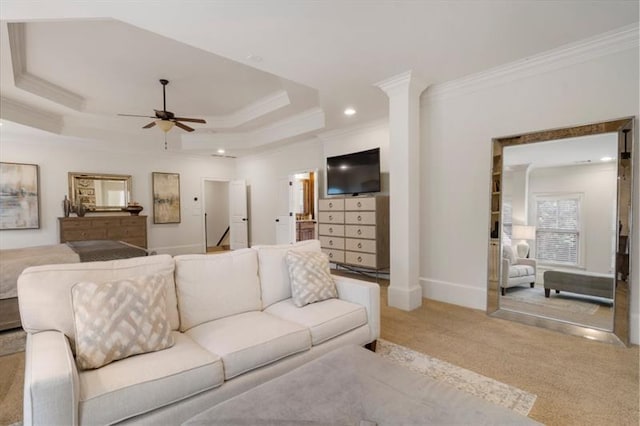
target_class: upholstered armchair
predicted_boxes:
[501,245,536,295]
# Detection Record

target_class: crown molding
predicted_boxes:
[205,90,291,128]
[7,23,85,111]
[317,117,388,142]
[375,70,429,97]
[426,23,640,101]
[181,107,325,152]
[0,96,64,134]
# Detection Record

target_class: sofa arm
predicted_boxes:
[333,276,380,343]
[23,331,79,426]
[516,258,537,269]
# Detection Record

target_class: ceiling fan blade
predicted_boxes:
[119,113,156,118]
[143,121,156,129]
[173,117,207,124]
[154,109,174,119]
[174,121,195,132]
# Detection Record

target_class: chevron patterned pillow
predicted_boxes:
[286,250,337,307]
[71,274,174,370]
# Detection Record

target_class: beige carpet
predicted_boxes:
[377,339,536,415]
[501,286,613,330]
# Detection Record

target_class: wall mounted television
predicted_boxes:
[326,148,381,196]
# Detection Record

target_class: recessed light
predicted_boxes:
[217,149,226,154]
[344,108,356,116]
[600,156,613,162]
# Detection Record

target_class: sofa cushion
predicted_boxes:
[509,264,534,278]
[185,311,311,380]
[286,250,337,307]
[18,254,178,352]
[71,274,174,370]
[175,249,261,331]
[265,298,367,345]
[78,332,223,425]
[255,239,321,308]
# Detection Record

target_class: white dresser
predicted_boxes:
[318,195,389,270]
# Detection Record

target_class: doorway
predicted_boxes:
[275,170,318,245]
[203,180,230,253]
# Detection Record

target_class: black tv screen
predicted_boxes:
[326,148,381,196]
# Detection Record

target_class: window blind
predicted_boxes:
[535,198,580,265]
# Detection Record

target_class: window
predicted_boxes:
[502,199,513,239]
[534,195,581,265]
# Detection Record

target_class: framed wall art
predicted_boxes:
[0,162,40,230]
[152,172,181,224]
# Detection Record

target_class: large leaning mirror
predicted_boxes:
[487,118,634,346]
[68,172,132,212]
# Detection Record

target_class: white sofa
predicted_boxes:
[17,240,380,425]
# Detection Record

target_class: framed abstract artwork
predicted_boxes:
[0,162,40,230]
[152,172,181,224]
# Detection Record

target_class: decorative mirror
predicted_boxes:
[487,118,634,346]
[68,172,132,212]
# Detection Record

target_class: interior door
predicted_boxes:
[229,180,248,249]
[275,176,295,244]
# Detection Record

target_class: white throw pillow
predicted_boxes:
[71,274,174,370]
[286,250,337,307]
[502,244,517,264]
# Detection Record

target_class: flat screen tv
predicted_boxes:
[326,148,381,196]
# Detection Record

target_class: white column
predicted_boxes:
[376,71,428,310]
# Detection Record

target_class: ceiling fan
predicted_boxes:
[118,79,206,132]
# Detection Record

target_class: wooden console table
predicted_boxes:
[59,216,147,248]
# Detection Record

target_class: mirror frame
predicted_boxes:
[68,172,132,212]
[487,117,634,346]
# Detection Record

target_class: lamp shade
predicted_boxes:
[156,120,175,132]
[512,225,536,240]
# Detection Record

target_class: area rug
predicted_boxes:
[502,287,603,315]
[376,339,537,416]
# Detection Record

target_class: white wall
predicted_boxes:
[235,120,390,246]
[0,133,235,254]
[235,139,325,246]
[420,45,639,342]
[528,163,617,274]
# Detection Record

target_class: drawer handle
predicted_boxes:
[357,256,363,262]
[329,240,333,246]
[329,252,333,258]
[357,201,362,207]
[329,202,333,208]
[329,227,333,233]
[357,229,362,235]
[357,215,362,221]
[357,243,362,249]
[329,215,333,221]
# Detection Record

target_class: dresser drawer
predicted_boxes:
[318,224,345,237]
[345,198,376,211]
[318,211,345,224]
[60,218,111,230]
[345,238,376,254]
[322,248,345,263]
[62,229,108,241]
[345,211,376,225]
[345,251,377,268]
[319,199,344,211]
[119,216,146,227]
[107,226,146,239]
[319,236,345,250]
[344,225,375,239]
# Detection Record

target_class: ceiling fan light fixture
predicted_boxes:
[156,120,175,132]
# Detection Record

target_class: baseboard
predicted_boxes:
[419,277,486,311]
[149,244,203,256]
[630,312,639,345]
